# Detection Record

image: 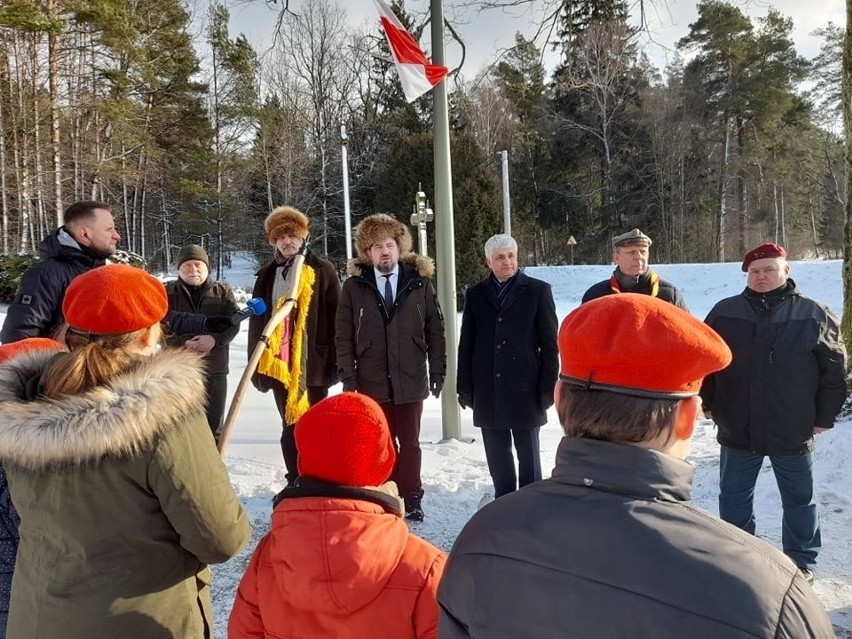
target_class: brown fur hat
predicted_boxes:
[354,214,412,263]
[265,206,310,244]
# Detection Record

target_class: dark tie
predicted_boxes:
[382,274,394,310]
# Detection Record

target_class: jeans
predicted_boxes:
[482,427,542,498]
[719,445,820,567]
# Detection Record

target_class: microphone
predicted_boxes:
[229,297,267,325]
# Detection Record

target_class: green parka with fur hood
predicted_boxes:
[336,254,446,404]
[0,348,250,639]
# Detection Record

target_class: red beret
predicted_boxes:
[62,264,168,335]
[296,393,396,487]
[559,295,731,399]
[741,243,787,272]
[0,337,63,364]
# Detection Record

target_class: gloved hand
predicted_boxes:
[539,391,554,411]
[458,392,473,410]
[251,373,271,394]
[204,315,234,334]
[430,375,444,398]
[342,379,358,393]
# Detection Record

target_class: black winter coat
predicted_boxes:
[165,278,239,376]
[1,230,104,343]
[457,272,558,429]
[0,229,206,344]
[0,464,17,639]
[438,437,834,638]
[582,268,688,310]
[335,255,446,404]
[249,251,341,388]
[701,280,847,455]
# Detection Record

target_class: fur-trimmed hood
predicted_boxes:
[346,253,435,279]
[0,348,207,472]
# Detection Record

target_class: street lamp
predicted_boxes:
[410,185,434,256]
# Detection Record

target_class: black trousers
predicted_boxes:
[205,375,228,443]
[481,427,542,498]
[272,382,329,484]
[378,401,424,498]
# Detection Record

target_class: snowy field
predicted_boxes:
[3,254,852,637]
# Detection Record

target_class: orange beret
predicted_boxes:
[559,295,731,399]
[0,337,63,364]
[62,264,168,335]
[741,242,787,272]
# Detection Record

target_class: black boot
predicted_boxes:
[404,492,424,522]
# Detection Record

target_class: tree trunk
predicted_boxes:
[841,0,852,352]
[717,114,731,262]
[47,0,62,224]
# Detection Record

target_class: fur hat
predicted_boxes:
[295,392,396,487]
[265,206,310,244]
[741,242,787,272]
[177,244,209,268]
[558,295,731,399]
[63,264,168,335]
[0,337,63,364]
[354,214,412,263]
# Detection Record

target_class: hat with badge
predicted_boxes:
[612,228,652,249]
[741,242,787,272]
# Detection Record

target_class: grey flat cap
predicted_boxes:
[613,228,652,248]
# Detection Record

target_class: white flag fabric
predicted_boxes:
[374,0,448,103]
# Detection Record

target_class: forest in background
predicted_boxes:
[0,0,844,290]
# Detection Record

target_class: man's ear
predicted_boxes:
[673,396,700,441]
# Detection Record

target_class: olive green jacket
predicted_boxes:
[0,348,250,639]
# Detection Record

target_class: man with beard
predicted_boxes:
[335,214,446,522]
[248,206,340,484]
[701,242,847,585]
[582,228,687,309]
[1,201,227,343]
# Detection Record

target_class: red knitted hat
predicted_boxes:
[0,337,63,364]
[741,243,787,272]
[62,264,168,335]
[559,295,732,399]
[296,392,396,487]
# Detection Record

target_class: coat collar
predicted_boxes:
[484,270,529,311]
[550,437,693,503]
[0,348,207,471]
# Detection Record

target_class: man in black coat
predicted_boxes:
[439,295,833,639]
[457,234,558,499]
[582,228,687,309]
[1,201,226,344]
[701,242,847,584]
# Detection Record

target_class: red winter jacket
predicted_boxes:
[229,489,446,639]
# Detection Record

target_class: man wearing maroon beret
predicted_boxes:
[701,242,847,586]
[439,295,833,638]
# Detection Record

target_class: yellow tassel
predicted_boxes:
[257,265,316,424]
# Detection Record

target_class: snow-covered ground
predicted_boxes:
[3,255,851,637]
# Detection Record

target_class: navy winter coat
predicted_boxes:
[457,272,559,429]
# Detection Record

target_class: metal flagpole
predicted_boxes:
[431,0,461,440]
[341,123,353,260]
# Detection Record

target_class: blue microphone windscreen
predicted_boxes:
[247,297,267,315]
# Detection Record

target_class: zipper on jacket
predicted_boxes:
[356,307,364,343]
[417,303,424,325]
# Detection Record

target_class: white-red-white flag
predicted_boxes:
[374,0,448,103]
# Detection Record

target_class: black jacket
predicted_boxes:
[335,254,446,404]
[438,437,833,638]
[582,267,688,310]
[1,230,105,343]
[1,230,206,344]
[457,272,558,429]
[701,280,847,455]
[165,278,239,376]
[248,251,341,388]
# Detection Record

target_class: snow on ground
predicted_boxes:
[2,256,852,637]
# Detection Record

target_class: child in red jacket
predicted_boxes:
[229,392,446,639]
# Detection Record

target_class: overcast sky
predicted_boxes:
[222,0,843,81]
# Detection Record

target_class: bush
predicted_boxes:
[0,254,38,303]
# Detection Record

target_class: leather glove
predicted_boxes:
[252,373,271,394]
[204,315,234,334]
[430,375,444,398]
[458,392,473,410]
[342,379,358,392]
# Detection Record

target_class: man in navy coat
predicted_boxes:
[457,234,559,498]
